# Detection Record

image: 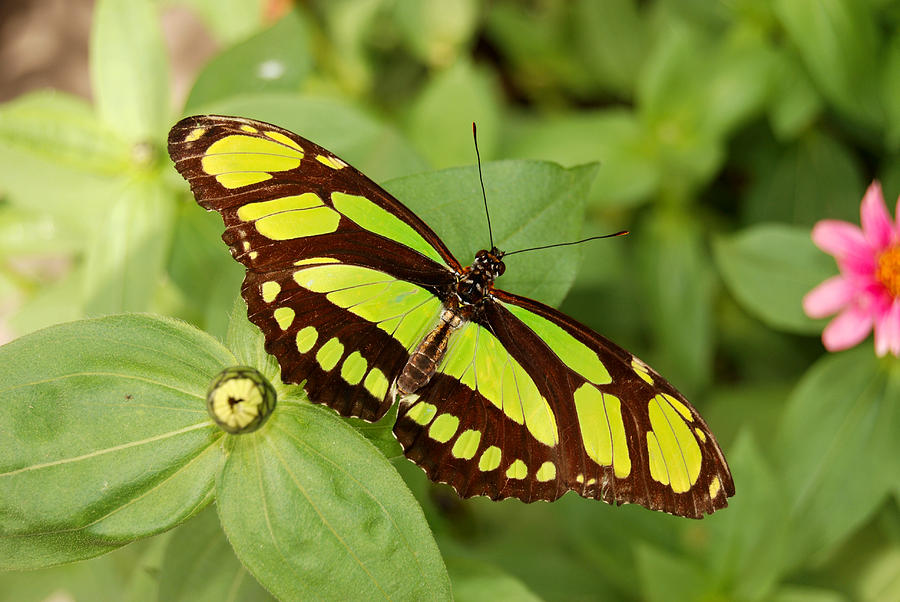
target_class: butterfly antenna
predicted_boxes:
[504,230,629,257]
[473,122,494,249]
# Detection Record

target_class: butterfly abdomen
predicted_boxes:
[397,309,463,397]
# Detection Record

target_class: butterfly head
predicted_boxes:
[455,248,506,305]
[474,247,506,279]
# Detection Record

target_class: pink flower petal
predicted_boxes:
[803,275,855,318]
[874,299,900,356]
[859,279,894,311]
[837,252,877,278]
[860,181,892,249]
[821,303,873,351]
[812,220,872,261]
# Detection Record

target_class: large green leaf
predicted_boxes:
[184,10,313,112]
[90,0,170,142]
[774,0,883,130]
[0,314,234,569]
[0,92,128,230]
[384,160,598,307]
[714,225,837,334]
[216,403,451,601]
[775,349,900,564]
[741,130,864,227]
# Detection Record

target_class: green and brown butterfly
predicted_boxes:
[168,115,735,518]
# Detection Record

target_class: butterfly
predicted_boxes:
[168,115,734,518]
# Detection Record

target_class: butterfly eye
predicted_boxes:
[206,366,277,434]
[494,261,506,277]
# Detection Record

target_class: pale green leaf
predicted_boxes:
[90,0,170,141]
[83,179,175,314]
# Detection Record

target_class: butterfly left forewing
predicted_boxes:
[168,116,458,422]
[167,115,460,273]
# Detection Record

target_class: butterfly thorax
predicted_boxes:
[454,247,506,306]
[396,249,505,399]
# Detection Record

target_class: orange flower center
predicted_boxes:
[877,246,900,297]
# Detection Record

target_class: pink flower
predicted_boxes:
[803,181,900,356]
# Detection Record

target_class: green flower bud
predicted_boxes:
[206,366,276,434]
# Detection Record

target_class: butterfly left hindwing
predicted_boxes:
[168,114,734,518]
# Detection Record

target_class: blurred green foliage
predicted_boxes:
[2,0,900,600]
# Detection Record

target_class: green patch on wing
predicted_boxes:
[439,322,558,447]
[294,263,442,349]
[331,192,446,265]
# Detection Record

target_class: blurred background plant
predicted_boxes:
[1,0,899,600]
